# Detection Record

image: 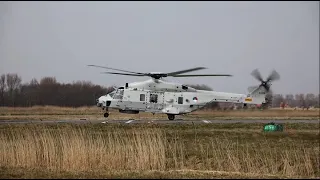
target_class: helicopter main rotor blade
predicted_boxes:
[88,65,145,75]
[171,74,233,77]
[101,72,146,77]
[167,67,207,76]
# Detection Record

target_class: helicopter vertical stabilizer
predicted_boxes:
[245,85,269,104]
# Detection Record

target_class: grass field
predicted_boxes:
[0,123,319,179]
[0,106,319,120]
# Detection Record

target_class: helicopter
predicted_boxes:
[88,65,280,120]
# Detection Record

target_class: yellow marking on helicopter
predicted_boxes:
[245,97,252,102]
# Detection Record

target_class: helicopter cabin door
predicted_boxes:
[146,92,164,112]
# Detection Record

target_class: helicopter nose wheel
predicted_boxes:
[167,114,175,121]
[104,112,109,118]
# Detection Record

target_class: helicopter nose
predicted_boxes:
[96,99,102,107]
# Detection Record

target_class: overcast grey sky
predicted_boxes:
[0,1,319,95]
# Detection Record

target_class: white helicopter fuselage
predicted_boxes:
[97,78,269,120]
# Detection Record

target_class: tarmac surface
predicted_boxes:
[0,119,319,125]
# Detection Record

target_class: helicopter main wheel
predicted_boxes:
[167,114,175,121]
[104,112,109,118]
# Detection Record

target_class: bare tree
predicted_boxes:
[30,78,39,86]
[272,94,284,108]
[299,94,306,109]
[0,74,6,106]
[305,93,318,108]
[285,94,294,107]
[6,73,22,106]
[26,78,40,106]
[40,77,57,85]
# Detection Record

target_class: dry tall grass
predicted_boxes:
[0,124,319,178]
[0,126,165,171]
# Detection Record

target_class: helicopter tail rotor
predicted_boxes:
[244,69,280,108]
[251,69,280,93]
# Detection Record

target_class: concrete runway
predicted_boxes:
[0,119,319,125]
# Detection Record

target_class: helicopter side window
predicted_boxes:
[182,85,188,90]
[178,97,183,104]
[140,94,145,101]
[150,94,158,103]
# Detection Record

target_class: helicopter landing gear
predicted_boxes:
[103,107,109,118]
[167,114,175,121]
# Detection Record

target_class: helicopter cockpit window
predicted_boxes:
[107,90,116,98]
[113,89,124,100]
[150,94,158,103]
[140,94,145,101]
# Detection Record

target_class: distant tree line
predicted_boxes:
[271,93,319,109]
[0,73,319,108]
[0,73,113,107]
